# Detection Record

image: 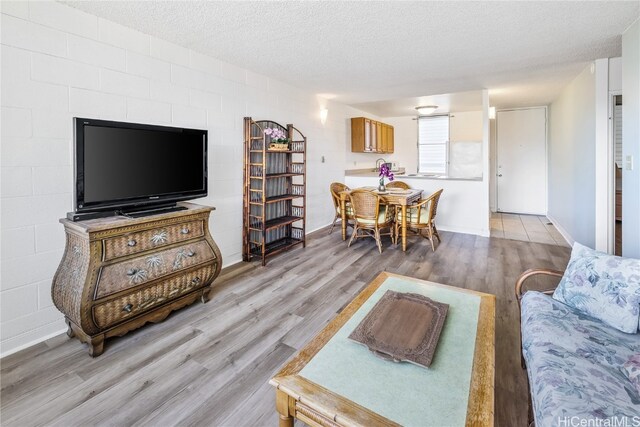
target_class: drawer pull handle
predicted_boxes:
[181,227,190,234]
[122,304,133,313]
[127,239,137,247]
[192,277,201,285]
[187,250,196,257]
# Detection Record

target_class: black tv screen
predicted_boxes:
[75,118,207,213]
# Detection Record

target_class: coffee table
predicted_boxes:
[269,272,495,427]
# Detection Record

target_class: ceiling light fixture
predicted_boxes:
[415,105,438,115]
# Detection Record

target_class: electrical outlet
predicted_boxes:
[626,155,634,171]
[321,156,325,163]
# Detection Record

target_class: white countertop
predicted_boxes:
[345,168,482,182]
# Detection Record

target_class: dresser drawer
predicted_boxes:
[95,240,215,299]
[102,220,204,261]
[93,263,217,329]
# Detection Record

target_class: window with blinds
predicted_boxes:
[614,103,622,168]
[418,115,449,174]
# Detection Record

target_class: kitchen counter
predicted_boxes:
[344,168,482,181]
[344,172,490,237]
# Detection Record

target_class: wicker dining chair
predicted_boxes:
[348,189,394,253]
[395,189,444,252]
[329,182,353,234]
[386,180,411,190]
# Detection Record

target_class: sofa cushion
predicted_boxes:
[552,242,640,333]
[522,291,640,425]
[623,354,640,395]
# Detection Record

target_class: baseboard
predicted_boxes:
[437,224,491,237]
[0,327,67,359]
[545,214,574,246]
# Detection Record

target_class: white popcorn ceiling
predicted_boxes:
[62,1,638,113]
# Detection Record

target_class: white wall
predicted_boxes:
[622,18,640,257]
[450,111,483,141]
[594,58,610,251]
[0,1,370,356]
[609,57,622,92]
[548,64,597,247]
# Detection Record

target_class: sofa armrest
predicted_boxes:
[515,268,564,309]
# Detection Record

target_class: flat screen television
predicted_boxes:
[73,117,207,218]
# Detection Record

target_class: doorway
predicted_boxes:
[496,107,547,214]
[612,94,623,255]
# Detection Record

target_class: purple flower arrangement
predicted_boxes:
[378,163,395,189]
[263,127,289,143]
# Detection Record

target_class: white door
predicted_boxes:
[496,108,547,214]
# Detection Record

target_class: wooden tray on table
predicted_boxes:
[348,290,449,367]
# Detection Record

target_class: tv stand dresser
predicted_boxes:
[52,203,222,356]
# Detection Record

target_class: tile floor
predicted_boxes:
[490,212,569,247]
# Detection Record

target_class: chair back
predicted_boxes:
[349,189,381,225]
[406,188,443,226]
[329,182,349,211]
[428,189,444,222]
[386,181,410,190]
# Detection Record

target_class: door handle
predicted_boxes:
[498,174,503,177]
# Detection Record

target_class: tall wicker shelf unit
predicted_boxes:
[243,117,306,266]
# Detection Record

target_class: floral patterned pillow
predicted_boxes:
[624,354,640,394]
[552,242,640,334]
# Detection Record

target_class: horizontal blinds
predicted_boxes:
[614,104,622,167]
[418,115,449,174]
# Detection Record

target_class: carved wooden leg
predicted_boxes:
[401,204,408,251]
[201,286,212,303]
[276,390,293,427]
[65,319,75,338]
[88,334,105,357]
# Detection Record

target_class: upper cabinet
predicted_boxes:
[351,117,394,153]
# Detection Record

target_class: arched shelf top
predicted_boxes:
[253,120,287,132]
[289,125,306,140]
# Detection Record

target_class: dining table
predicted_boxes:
[339,187,424,251]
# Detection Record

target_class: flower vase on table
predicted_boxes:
[378,164,394,192]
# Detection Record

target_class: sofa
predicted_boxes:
[517,243,640,427]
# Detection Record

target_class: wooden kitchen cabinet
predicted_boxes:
[351,117,394,153]
[384,124,394,153]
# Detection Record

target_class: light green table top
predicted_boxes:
[298,276,481,427]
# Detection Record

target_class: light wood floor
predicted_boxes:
[0,227,570,427]
[490,212,569,247]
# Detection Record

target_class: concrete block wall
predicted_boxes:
[0,0,365,356]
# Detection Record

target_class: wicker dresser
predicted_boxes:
[52,203,222,356]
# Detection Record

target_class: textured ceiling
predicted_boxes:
[63,1,639,113]
[357,90,484,117]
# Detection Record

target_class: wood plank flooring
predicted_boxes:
[0,227,571,427]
